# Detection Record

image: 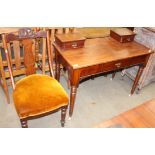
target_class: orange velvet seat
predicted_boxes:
[13,74,69,119]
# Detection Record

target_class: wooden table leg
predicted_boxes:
[112,72,116,79]
[69,70,80,117]
[130,65,144,95]
[55,53,60,81]
[110,72,116,80]
[69,85,78,117]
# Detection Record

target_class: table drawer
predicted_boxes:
[80,64,103,77]
[55,34,85,50]
[110,29,136,43]
[60,40,85,50]
[80,55,147,77]
[102,55,146,71]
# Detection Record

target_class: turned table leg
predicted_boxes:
[69,86,78,117]
[68,69,80,118]
[130,65,144,95]
[110,72,116,80]
[55,55,60,81]
[112,72,116,79]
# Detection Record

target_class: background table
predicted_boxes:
[0,28,19,34]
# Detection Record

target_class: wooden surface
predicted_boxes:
[55,33,86,50]
[110,29,136,43]
[54,37,151,69]
[95,98,155,128]
[54,37,153,117]
[55,33,85,42]
[0,28,20,34]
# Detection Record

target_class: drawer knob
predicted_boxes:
[127,38,131,41]
[72,43,77,48]
[115,62,121,68]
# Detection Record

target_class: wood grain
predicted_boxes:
[54,37,151,69]
[95,99,155,128]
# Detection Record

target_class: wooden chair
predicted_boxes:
[0,47,10,103]
[0,34,27,104]
[0,28,37,104]
[36,27,74,88]
[2,28,69,127]
[36,27,55,74]
[36,27,74,74]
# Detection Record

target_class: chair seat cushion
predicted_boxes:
[13,74,69,119]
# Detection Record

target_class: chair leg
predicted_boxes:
[121,70,126,80]
[112,72,116,79]
[61,106,68,127]
[4,85,10,104]
[91,75,95,80]
[20,119,28,128]
[0,77,10,104]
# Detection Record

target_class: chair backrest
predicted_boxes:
[2,28,54,90]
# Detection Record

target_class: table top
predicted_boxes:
[54,37,151,69]
[95,98,155,128]
[0,27,20,34]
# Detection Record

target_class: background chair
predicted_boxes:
[2,28,69,127]
[36,27,75,88]
[36,27,76,74]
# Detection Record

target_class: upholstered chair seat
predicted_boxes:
[13,74,69,119]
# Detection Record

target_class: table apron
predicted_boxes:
[80,55,147,77]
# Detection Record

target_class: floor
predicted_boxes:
[0,72,155,128]
[95,98,155,128]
